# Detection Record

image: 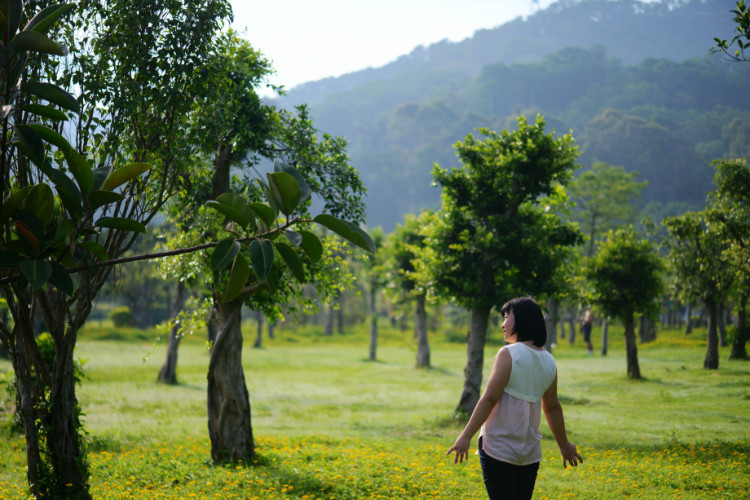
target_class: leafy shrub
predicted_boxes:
[110,306,133,327]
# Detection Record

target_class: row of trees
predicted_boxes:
[0,1,373,499]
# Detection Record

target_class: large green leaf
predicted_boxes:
[275,242,306,283]
[298,230,323,263]
[274,161,312,204]
[49,261,73,295]
[86,190,124,210]
[265,264,280,293]
[21,81,79,113]
[0,185,33,223]
[25,3,75,34]
[100,162,151,191]
[91,166,112,191]
[211,238,240,271]
[267,171,301,216]
[7,0,22,37]
[64,148,93,195]
[314,214,375,253]
[25,183,55,226]
[284,230,303,247]
[249,239,274,279]
[257,179,279,217]
[14,124,46,167]
[206,200,250,229]
[248,202,276,227]
[20,259,51,290]
[27,123,70,151]
[94,217,146,234]
[22,103,68,121]
[12,30,67,56]
[80,241,107,261]
[223,253,249,303]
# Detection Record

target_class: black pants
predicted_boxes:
[478,437,540,500]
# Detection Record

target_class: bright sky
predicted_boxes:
[230,0,557,95]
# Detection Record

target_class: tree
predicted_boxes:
[364,228,384,361]
[160,33,368,462]
[705,158,750,359]
[0,1,236,497]
[568,162,647,257]
[664,212,733,369]
[712,0,750,62]
[424,115,582,414]
[585,228,664,379]
[381,211,434,367]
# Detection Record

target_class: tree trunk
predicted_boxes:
[685,303,693,334]
[718,302,727,347]
[730,291,748,359]
[207,300,254,462]
[624,314,641,379]
[567,310,576,345]
[268,321,275,340]
[369,285,378,361]
[337,292,344,334]
[456,306,490,415]
[253,310,263,348]
[601,318,608,356]
[158,281,188,384]
[325,302,335,336]
[207,306,218,344]
[414,294,430,368]
[704,300,720,370]
[544,298,558,352]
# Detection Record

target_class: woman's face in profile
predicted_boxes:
[502,309,516,343]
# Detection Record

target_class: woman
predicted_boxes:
[446,296,582,499]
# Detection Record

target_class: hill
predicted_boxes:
[272,0,747,230]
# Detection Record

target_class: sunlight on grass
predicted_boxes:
[1,323,748,498]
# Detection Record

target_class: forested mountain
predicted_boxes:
[273,0,749,230]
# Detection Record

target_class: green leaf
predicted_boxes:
[21,81,79,113]
[0,185,33,224]
[91,166,111,191]
[267,171,301,216]
[265,264,280,293]
[276,242,306,283]
[249,239,274,279]
[0,249,24,267]
[27,123,71,151]
[86,190,124,210]
[64,150,93,194]
[100,162,151,191]
[22,104,68,121]
[298,230,323,263]
[12,30,67,56]
[51,218,75,246]
[20,259,51,290]
[206,200,250,229]
[211,238,240,271]
[14,124,46,167]
[49,261,73,295]
[248,202,276,227]
[284,230,303,247]
[94,217,146,234]
[314,214,375,253]
[223,253,249,303]
[7,0,22,36]
[25,3,75,34]
[274,161,312,204]
[80,241,107,261]
[257,179,280,216]
[25,183,55,227]
[211,192,253,229]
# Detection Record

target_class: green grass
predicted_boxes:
[0,321,748,499]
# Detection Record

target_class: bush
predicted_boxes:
[110,306,133,328]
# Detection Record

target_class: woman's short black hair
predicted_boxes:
[500,296,547,347]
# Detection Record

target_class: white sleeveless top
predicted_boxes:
[479,342,557,465]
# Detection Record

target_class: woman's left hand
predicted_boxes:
[446,435,471,464]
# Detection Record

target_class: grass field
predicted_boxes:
[0,320,748,499]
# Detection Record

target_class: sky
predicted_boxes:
[230,0,557,95]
